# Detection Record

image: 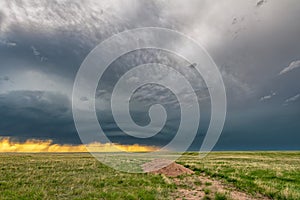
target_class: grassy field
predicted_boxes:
[0,152,299,199]
[0,153,175,200]
[178,151,300,200]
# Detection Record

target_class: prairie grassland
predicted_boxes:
[0,152,299,200]
[178,151,300,200]
[0,153,175,199]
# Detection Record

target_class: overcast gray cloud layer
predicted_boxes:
[0,0,299,150]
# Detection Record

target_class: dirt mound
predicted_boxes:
[142,159,194,177]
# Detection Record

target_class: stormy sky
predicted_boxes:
[0,0,299,150]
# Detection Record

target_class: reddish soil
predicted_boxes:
[142,159,194,177]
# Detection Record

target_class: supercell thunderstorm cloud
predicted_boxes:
[0,0,300,151]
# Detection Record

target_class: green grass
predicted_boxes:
[0,153,175,200]
[214,192,229,200]
[1,152,299,199]
[204,188,210,194]
[178,151,300,200]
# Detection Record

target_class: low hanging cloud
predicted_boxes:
[260,91,276,101]
[279,60,300,75]
[31,45,47,62]
[284,94,300,105]
[0,39,16,47]
[256,0,267,7]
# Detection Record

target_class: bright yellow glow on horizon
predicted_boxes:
[0,137,157,153]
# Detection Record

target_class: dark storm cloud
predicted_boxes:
[0,90,188,146]
[216,103,300,151]
[0,0,299,150]
[0,90,80,144]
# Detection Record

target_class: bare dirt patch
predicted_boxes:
[171,174,270,200]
